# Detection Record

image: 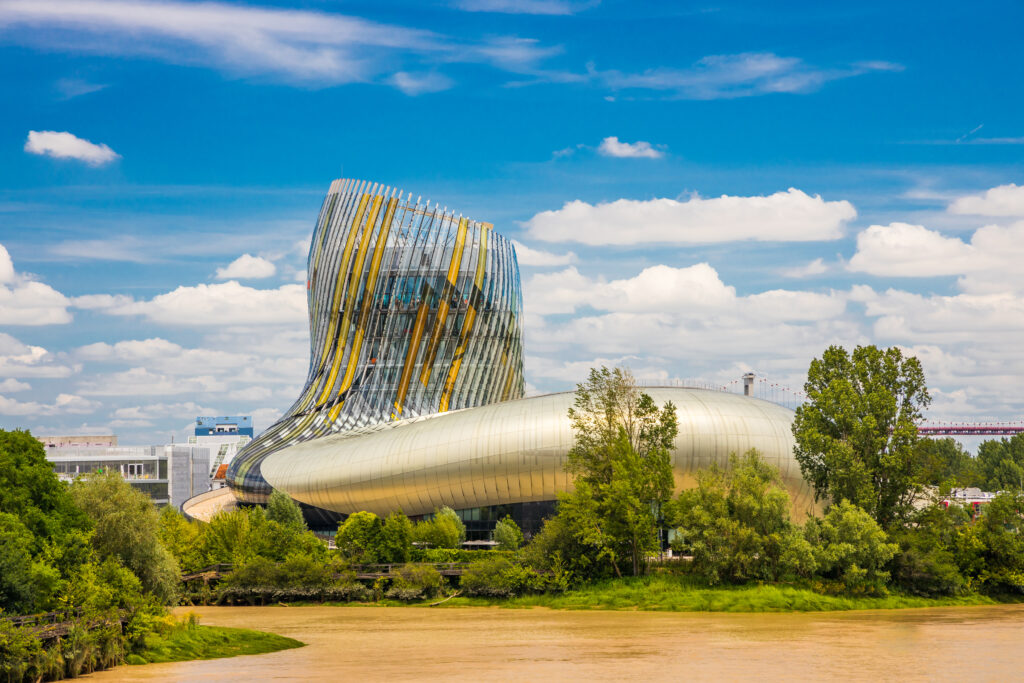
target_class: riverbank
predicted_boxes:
[443,576,1002,612]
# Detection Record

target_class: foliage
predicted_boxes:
[69,471,180,605]
[459,555,562,597]
[954,491,1024,593]
[198,506,324,567]
[492,515,524,551]
[803,501,898,594]
[793,345,930,528]
[520,509,597,583]
[0,513,60,615]
[384,564,443,601]
[976,435,1024,492]
[914,438,980,490]
[409,548,515,563]
[156,506,203,573]
[668,451,813,585]
[129,615,303,665]
[265,490,306,530]
[553,366,678,577]
[335,511,384,563]
[890,503,970,597]
[379,510,413,563]
[411,507,466,549]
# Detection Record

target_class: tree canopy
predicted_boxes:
[793,345,931,527]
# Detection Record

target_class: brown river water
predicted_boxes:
[87,604,1024,681]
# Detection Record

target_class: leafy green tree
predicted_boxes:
[199,506,325,567]
[556,366,677,577]
[412,507,466,549]
[793,345,931,528]
[890,503,969,596]
[380,510,413,563]
[803,500,898,594]
[0,429,90,549]
[915,438,979,490]
[69,471,180,605]
[336,511,384,562]
[976,435,1024,491]
[493,515,523,551]
[668,451,813,585]
[954,491,1024,593]
[0,512,60,614]
[156,506,203,573]
[266,490,306,529]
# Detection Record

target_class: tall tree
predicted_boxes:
[561,366,677,577]
[976,435,1024,491]
[266,490,306,529]
[793,345,931,528]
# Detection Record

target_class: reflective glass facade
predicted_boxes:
[227,178,524,503]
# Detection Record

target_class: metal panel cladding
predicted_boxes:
[227,178,525,503]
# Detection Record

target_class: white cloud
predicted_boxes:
[0,392,99,416]
[454,0,594,14]
[948,183,1024,217]
[215,254,277,280]
[54,77,108,99]
[511,240,576,267]
[781,257,828,278]
[0,334,75,379]
[591,53,901,100]
[0,378,30,392]
[388,71,454,95]
[0,0,558,89]
[848,221,1024,294]
[597,136,664,159]
[76,281,306,326]
[0,244,73,325]
[524,188,856,245]
[24,130,119,165]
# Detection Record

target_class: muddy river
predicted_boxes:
[88,604,1024,681]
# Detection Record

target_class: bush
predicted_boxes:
[335,512,383,563]
[409,548,515,563]
[380,511,413,564]
[459,556,550,597]
[384,564,443,601]
[804,501,897,594]
[891,504,969,597]
[411,507,465,549]
[493,516,524,551]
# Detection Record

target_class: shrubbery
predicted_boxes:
[459,555,563,597]
[384,564,443,601]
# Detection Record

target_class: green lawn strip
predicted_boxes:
[128,625,303,665]
[438,576,1002,613]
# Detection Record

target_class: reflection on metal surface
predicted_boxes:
[260,388,814,517]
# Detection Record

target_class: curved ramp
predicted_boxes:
[181,486,238,523]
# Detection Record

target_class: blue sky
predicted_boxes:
[2,0,1023,445]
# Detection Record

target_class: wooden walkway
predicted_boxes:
[181,561,471,584]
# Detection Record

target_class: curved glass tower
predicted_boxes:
[227,178,525,504]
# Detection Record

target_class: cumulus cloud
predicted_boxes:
[24,130,119,165]
[781,258,829,278]
[0,244,73,325]
[524,188,855,245]
[0,378,31,392]
[511,240,577,267]
[597,136,664,159]
[948,183,1024,217]
[0,334,75,379]
[848,221,1024,294]
[75,281,306,326]
[214,254,277,280]
[0,392,99,416]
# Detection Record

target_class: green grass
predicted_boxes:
[129,625,303,665]
[440,575,1002,613]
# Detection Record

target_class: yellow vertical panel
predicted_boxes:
[418,217,468,387]
[439,224,488,412]
[392,299,430,418]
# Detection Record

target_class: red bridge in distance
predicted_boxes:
[918,424,1024,436]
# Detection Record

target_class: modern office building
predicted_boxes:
[45,443,211,508]
[221,177,811,534]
